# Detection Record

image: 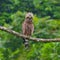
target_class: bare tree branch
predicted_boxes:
[0,26,60,42]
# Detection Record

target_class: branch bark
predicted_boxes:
[0,26,60,42]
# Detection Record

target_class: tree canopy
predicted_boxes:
[0,0,60,60]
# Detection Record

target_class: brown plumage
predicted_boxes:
[22,12,34,48]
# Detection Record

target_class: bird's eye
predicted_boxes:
[26,17,33,20]
[29,18,32,19]
[26,17,29,19]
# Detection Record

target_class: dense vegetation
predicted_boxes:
[0,0,60,60]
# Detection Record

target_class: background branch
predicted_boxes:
[0,26,60,42]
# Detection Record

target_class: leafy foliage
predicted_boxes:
[0,0,60,60]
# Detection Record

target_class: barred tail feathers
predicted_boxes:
[23,38,29,48]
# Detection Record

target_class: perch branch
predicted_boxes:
[0,26,60,42]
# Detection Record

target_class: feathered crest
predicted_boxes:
[25,12,33,18]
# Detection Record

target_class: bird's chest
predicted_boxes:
[26,24,31,31]
[25,24,32,35]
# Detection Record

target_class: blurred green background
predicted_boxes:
[0,0,60,60]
